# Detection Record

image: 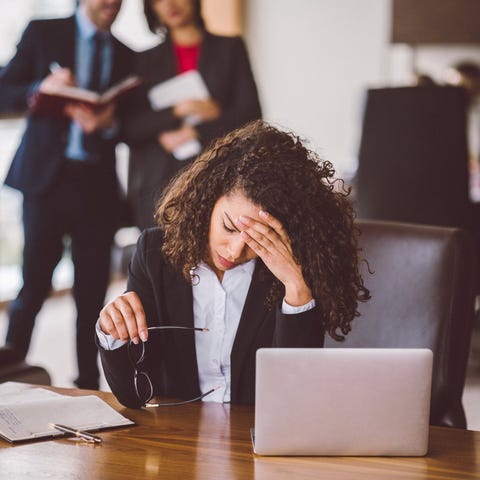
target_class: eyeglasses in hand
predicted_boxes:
[127,325,217,407]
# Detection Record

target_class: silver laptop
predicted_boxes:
[252,348,433,456]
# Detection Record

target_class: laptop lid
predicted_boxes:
[253,348,432,456]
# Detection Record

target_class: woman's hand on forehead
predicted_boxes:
[236,210,292,253]
[235,211,313,306]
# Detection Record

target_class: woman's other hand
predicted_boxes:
[173,98,221,122]
[39,67,76,91]
[158,124,197,153]
[99,292,148,344]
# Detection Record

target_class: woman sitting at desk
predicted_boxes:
[97,120,370,408]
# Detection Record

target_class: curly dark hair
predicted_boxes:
[155,120,370,340]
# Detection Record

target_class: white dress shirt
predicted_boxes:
[192,260,256,402]
[96,259,315,402]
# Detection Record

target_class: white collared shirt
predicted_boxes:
[192,260,257,402]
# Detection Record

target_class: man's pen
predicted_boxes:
[49,423,102,443]
[49,61,62,73]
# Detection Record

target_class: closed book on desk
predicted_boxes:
[0,383,134,443]
[29,75,141,117]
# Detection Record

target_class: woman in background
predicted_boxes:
[124,0,261,230]
[97,120,370,408]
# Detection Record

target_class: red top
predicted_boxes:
[174,43,201,74]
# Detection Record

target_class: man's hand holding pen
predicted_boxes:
[41,61,117,132]
[40,63,76,92]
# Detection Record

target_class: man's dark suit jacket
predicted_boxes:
[99,229,325,408]
[0,16,134,199]
[123,32,262,229]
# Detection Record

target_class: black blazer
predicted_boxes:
[123,33,262,229]
[0,16,134,198]
[99,229,325,408]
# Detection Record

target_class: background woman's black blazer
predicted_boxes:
[123,33,262,229]
[98,229,324,408]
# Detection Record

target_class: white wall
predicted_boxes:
[244,0,391,178]
[112,0,159,52]
[0,0,75,64]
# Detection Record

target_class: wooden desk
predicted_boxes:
[1,387,479,479]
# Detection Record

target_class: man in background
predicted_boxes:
[0,0,134,389]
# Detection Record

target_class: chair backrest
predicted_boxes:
[356,86,470,229]
[325,219,476,428]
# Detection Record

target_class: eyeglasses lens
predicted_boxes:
[135,371,153,403]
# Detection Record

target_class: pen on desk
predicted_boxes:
[49,423,102,443]
[49,61,62,73]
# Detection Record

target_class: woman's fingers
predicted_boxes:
[99,292,148,343]
[115,293,148,343]
[236,211,292,256]
[173,98,221,121]
[235,211,303,285]
[239,224,275,258]
[239,229,268,257]
[102,303,129,340]
[258,210,292,251]
[235,211,313,306]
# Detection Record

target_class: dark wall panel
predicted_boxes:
[392,0,480,44]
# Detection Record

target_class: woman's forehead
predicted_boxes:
[214,191,262,217]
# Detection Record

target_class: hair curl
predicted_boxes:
[155,120,370,341]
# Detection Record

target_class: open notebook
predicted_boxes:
[252,348,433,456]
[0,382,134,443]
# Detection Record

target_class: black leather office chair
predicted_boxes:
[325,219,476,428]
[356,86,471,231]
[0,346,51,385]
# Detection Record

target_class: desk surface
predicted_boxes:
[1,387,479,480]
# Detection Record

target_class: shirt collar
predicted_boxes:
[75,5,110,40]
